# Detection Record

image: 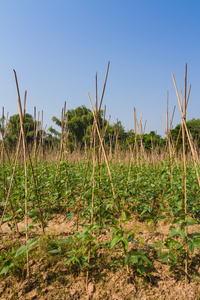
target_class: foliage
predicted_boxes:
[126,130,165,150]
[51,105,95,148]
[171,118,200,150]
[6,113,36,148]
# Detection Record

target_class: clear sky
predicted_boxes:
[1,0,200,136]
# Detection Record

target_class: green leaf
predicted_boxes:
[159,251,168,263]
[157,215,167,220]
[110,260,122,271]
[15,245,26,257]
[83,261,90,267]
[106,203,114,211]
[65,256,74,265]
[75,256,80,264]
[87,224,100,231]
[2,259,15,267]
[169,252,177,262]
[137,265,145,274]
[48,246,61,254]
[110,236,122,249]
[122,211,130,221]
[169,227,180,237]
[58,236,73,244]
[27,238,38,248]
[186,217,196,225]
[131,256,138,263]
[124,254,131,266]
[149,244,159,248]
[0,266,13,275]
[121,237,128,252]
[194,237,200,248]
[179,229,185,240]
[15,208,23,215]
[28,224,36,230]
[141,255,152,265]
[188,240,195,254]
[127,234,135,242]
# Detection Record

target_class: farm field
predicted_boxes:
[2,0,200,298]
[1,152,200,299]
[1,65,200,299]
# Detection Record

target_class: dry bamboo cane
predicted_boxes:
[108,134,112,159]
[33,106,36,153]
[172,74,200,187]
[86,75,98,290]
[0,131,22,234]
[76,151,91,231]
[1,108,6,202]
[59,103,66,161]
[61,104,69,189]
[88,93,116,200]
[87,63,110,289]
[96,77,103,226]
[0,112,9,163]
[140,120,147,161]
[34,111,40,158]
[172,66,189,284]
[99,114,111,165]
[182,65,188,284]
[187,129,199,163]
[38,110,44,159]
[13,70,45,234]
[114,119,119,163]
[166,93,173,190]
[134,108,138,165]
[54,103,67,184]
[86,66,110,288]
[98,61,110,113]
[98,106,106,162]
[0,112,20,234]
[151,136,154,165]
[16,91,30,291]
[91,109,96,223]
[126,142,134,191]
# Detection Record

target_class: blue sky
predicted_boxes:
[0,0,200,136]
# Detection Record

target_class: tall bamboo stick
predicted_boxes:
[13,70,45,234]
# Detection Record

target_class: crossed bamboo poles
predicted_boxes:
[0,73,45,245]
[1,64,200,289]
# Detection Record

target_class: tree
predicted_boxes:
[171,118,200,150]
[143,131,165,150]
[51,105,102,148]
[125,130,165,150]
[6,113,35,148]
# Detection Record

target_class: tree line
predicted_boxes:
[1,105,200,152]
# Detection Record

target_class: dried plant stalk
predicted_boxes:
[88,92,116,200]
[13,70,45,234]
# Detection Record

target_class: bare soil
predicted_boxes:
[1,214,200,300]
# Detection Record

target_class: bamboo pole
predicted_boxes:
[183,65,188,283]
[172,73,200,187]
[172,65,191,284]
[16,90,30,290]
[13,70,45,234]
[88,93,116,200]
[98,61,110,113]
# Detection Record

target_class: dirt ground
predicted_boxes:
[1,214,200,300]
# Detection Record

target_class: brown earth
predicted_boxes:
[1,214,200,300]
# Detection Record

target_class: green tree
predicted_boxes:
[6,113,35,148]
[171,118,200,150]
[143,131,165,150]
[125,130,165,150]
[51,105,103,149]
[104,121,127,148]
